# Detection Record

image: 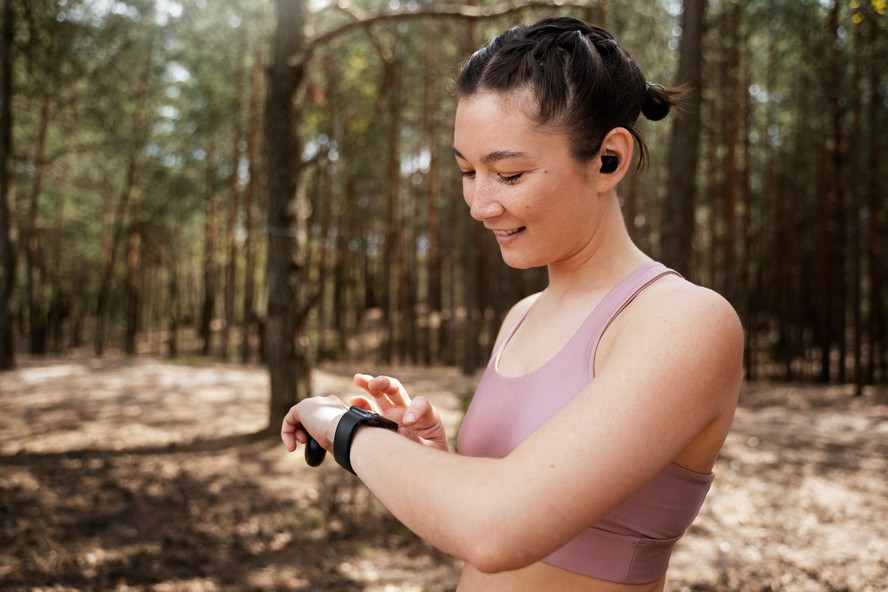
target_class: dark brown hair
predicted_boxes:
[455,16,683,167]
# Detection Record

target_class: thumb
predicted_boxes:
[403,396,436,426]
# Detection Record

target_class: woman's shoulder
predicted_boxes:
[603,271,744,372]
[594,273,743,430]
[620,273,744,368]
[644,273,742,330]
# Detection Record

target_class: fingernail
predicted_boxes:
[404,413,416,424]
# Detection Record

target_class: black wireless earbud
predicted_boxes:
[600,155,618,173]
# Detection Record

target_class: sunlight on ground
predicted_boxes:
[1,359,886,591]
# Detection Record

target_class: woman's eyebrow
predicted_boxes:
[451,146,531,164]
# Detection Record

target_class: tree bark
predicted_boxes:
[0,0,13,370]
[94,123,142,356]
[124,194,141,356]
[849,11,863,395]
[200,138,218,357]
[380,54,399,364]
[167,215,182,358]
[94,48,151,356]
[223,38,246,360]
[660,0,706,278]
[864,10,883,386]
[460,7,482,375]
[720,2,741,302]
[819,1,846,383]
[25,42,54,355]
[423,45,442,364]
[241,37,263,365]
[264,0,312,434]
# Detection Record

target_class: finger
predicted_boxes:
[281,406,301,451]
[403,396,436,426]
[282,425,309,450]
[354,373,392,406]
[353,373,374,390]
[367,375,411,407]
[349,396,377,412]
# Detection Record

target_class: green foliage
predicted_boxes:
[6,0,886,383]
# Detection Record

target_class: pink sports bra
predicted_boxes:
[457,262,714,584]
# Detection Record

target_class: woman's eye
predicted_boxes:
[498,173,523,185]
[459,170,475,179]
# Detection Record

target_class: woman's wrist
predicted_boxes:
[334,406,399,474]
[348,421,407,477]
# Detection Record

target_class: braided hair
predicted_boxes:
[456,16,682,167]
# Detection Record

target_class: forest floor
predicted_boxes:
[0,355,886,592]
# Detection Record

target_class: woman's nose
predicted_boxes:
[466,182,504,221]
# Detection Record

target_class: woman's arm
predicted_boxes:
[347,284,743,573]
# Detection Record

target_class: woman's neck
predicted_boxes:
[544,194,649,300]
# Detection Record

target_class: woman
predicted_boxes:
[281,16,743,592]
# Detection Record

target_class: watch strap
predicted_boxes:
[333,406,398,475]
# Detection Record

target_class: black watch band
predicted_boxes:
[333,406,399,475]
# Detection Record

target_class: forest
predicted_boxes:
[0,0,886,413]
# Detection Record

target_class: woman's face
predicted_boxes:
[452,92,604,270]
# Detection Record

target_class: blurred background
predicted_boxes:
[0,0,885,393]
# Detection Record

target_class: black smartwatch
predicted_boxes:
[334,406,399,475]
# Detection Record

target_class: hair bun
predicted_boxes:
[641,82,673,121]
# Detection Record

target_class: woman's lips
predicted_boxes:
[491,227,525,243]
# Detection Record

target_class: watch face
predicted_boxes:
[350,406,374,419]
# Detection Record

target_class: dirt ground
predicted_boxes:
[1,356,886,592]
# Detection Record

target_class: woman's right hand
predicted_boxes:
[352,373,450,451]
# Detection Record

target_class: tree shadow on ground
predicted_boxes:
[0,358,460,591]
[1,358,886,591]
[2,437,360,590]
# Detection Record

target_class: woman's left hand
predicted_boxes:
[352,373,450,451]
[280,395,349,454]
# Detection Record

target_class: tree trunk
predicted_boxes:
[167,215,182,358]
[124,209,142,356]
[25,57,53,355]
[95,50,151,356]
[380,55,399,364]
[223,40,246,360]
[400,165,416,364]
[720,2,741,302]
[330,176,349,361]
[0,0,13,370]
[95,133,140,356]
[459,4,482,375]
[423,51,442,364]
[702,81,719,289]
[200,138,218,357]
[124,193,141,356]
[819,2,846,383]
[264,0,312,434]
[241,38,263,365]
[48,172,68,354]
[864,11,883,385]
[660,0,706,278]
[848,12,863,395]
[738,41,753,380]
[314,158,333,359]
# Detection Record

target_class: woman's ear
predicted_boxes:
[594,127,634,192]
